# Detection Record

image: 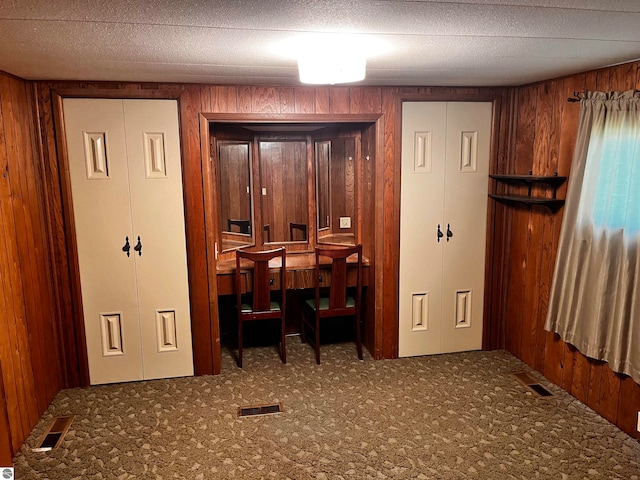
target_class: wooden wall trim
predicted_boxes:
[50,92,90,386]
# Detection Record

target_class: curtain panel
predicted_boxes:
[545,91,640,383]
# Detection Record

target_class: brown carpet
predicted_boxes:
[13,342,640,479]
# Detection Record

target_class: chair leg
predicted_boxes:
[315,314,321,365]
[355,314,363,361]
[300,308,307,344]
[281,315,287,364]
[238,319,243,368]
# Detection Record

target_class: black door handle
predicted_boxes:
[133,236,142,256]
[437,224,444,243]
[446,224,453,242]
[122,236,131,257]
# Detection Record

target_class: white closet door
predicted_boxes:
[440,102,492,353]
[399,101,491,357]
[399,102,447,357]
[64,98,144,384]
[123,100,194,380]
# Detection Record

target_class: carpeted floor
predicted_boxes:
[13,341,640,479]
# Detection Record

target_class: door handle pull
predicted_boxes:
[122,236,131,257]
[446,224,453,242]
[437,224,444,243]
[133,236,142,256]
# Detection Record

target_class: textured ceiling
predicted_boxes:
[1,0,640,86]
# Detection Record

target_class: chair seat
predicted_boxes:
[305,296,355,311]
[241,301,281,313]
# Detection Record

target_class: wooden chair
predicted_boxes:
[227,218,251,234]
[289,222,308,241]
[301,244,363,364]
[235,247,286,367]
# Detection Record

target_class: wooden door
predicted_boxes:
[399,102,447,356]
[440,102,492,353]
[399,102,491,357]
[64,99,193,384]
[122,100,194,380]
[64,98,143,384]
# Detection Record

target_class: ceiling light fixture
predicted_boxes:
[273,33,387,85]
[298,49,366,85]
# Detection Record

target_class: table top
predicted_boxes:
[216,250,369,275]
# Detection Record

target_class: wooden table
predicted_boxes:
[216,251,369,295]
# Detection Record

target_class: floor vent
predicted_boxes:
[238,403,282,417]
[511,371,553,397]
[33,415,74,452]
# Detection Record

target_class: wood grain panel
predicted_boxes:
[381,88,398,359]
[618,376,640,440]
[0,360,12,466]
[237,86,252,113]
[501,60,640,439]
[329,88,350,114]
[251,87,279,113]
[200,85,212,113]
[349,87,382,114]
[211,86,239,113]
[0,73,65,461]
[599,366,621,424]
[315,88,330,114]
[294,88,316,113]
[519,84,552,367]
[13,79,63,410]
[279,87,295,114]
[179,85,216,375]
[533,80,563,373]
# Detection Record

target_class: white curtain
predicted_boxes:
[545,91,640,383]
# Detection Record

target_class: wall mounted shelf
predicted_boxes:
[489,173,567,212]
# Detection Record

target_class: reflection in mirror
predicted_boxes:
[316,141,330,231]
[218,141,254,252]
[316,137,357,246]
[260,140,309,243]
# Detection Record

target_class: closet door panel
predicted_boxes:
[441,102,492,353]
[399,102,447,357]
[123,100,194,380]
[63,99,143,385]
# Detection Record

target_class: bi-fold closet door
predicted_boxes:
[64,98,193,385]
[399,101,492,357]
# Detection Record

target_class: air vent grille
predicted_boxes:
[33,415,74,452]
[238,403,282,417]
[511,371,553,397]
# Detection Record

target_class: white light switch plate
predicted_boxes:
[339,217,351,229]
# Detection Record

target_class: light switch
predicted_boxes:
[339,217,351,229]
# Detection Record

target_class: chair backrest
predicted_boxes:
[314,244,362,311]
[228,219,251,235]
[289,222,308,241]
[235,247,286,313]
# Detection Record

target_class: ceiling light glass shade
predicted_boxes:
[298,54,366,85]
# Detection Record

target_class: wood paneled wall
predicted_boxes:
[0,72,66,461]
[498,60,640,438]
[3,67,638,460]
[32,81,509,384]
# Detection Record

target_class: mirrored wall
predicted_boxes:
[210,122,366,256]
